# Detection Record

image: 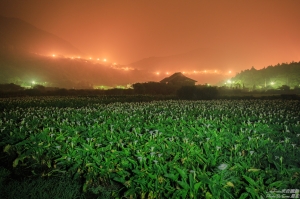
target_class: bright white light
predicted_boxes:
[32,81,35,84]
[227,80,232,84]
[271,82,275,85]
[229,71,232,74]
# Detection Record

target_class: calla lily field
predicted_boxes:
[0,96,299,198]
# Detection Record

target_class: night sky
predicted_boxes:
[1,0,300,70]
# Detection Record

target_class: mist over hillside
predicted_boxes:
[128,48,229,71]
[0,16,151,88]
[0,15,82,57]
[0,50,154,88]
[126,48,239,84]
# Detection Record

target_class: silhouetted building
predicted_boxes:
[160,72,197,86]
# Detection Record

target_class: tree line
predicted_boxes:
[231,61,300,89]
[0,82,220,100]
[1,81,299,100]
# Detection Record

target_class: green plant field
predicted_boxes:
[0,97,299,198]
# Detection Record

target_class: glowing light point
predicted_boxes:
[204,70,207,73]
[103,59,107,62]
[182,72,185,74]
[227,80,232,84]
[229,71,232,74]
[78,56,81,59]
[32,81,35,84]
[52,54,55,57]
[156,72,160,75]
[166,72,169,75]
[97,58,99,61]
[271,82,275,85]
[193,70,196,73]
[113,63,117,65]
[89,57,92,60]
[214,70,217,73]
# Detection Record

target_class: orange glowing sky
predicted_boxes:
[1,0,300,70]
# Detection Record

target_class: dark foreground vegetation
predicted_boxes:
[1,83,300,101]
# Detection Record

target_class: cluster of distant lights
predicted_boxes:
[51,54,234,75]
[52,54,109,63]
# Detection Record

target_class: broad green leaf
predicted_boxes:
[164,173,179,181]
[113,177,126,184]
[175,167,187,179]
[239,192,249,199]
[246,187,259,198]
[198,175,211,184]
[13,158,19,167]
[177,180,190,190]
[194,182,202,192]
[205,191,213,199]
[3,144,11,153]
[269,180,284,188]
[243,175,259,188]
